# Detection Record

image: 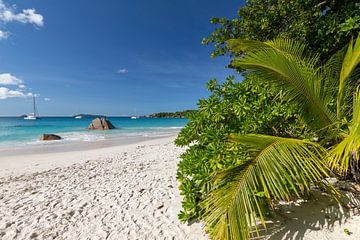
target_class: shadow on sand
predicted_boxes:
[251,188,360,240]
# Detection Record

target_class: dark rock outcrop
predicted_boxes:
[88,117,115,130]
[40,134,62,141]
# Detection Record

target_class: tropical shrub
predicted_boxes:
[204,0,360,62]
[176,35,359,239]
[200,36,360,239]
[175,74,313,222]
[176,1,360,239]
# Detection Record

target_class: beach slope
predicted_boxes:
[0,136,206,239]
[1,136,360,240]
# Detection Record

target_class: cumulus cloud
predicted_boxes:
[0,73,23,85]
[0,0,44,40]
[0,29,8,39]
[44,97,50,101]
[1,9,44,27]
[0,1,44,27]
[117,68,128,74]
[0,73,40,100]
[0,87,25,99]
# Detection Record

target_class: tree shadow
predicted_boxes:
[253,188,360,240]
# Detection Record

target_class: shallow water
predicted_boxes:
[0,117,187,148]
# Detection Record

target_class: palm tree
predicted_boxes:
[203,35,360,240]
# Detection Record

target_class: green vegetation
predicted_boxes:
[204,0,360,62]
[148,110,196,118]
[178,35,360,240]
[175,74,312,222]
[344,228,352,235]
[176,1,360,239]
[206,36,359,240]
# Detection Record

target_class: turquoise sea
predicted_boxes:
[0,117,187,147]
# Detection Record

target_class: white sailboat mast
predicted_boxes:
[33,96,36,117]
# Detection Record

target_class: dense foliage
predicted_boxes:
[175,75,312,222]
[204,0,360,62]
[147,110,196,118]
[178,36,359,239]
[176,1,360,239]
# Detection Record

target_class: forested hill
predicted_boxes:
[147,110,196,118]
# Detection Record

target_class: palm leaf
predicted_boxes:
[329,86,360,174]
[322,46,347,99]
[227,38,336,132]
[228,38,309,61]
[203,134,333,240]
[337,34,360,119]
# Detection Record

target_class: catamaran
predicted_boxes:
[131,109,139,119]
[24,96,39,120]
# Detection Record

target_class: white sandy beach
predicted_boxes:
[0,135,360,240]
[0,136,206,240]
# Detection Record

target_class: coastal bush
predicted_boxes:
[175,74,312,222]
[201,36,359,239]
[175,1,360,239]
[204,0,360,62]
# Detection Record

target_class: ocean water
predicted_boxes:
[0,117,187,147]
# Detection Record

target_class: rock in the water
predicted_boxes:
[88,117,116,130]
[40,134,62,141]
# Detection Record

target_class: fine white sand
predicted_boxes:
[0,136,359,240]
[266,189,360,240]
[0,136,206,240]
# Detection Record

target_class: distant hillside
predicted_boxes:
[147,110,196,118]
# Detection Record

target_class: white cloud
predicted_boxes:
[0,73,40,100]
[1,8,44,27]
[0,87,25,99]
[0,73,23,85]
[0,29,8,39]
[0,1,44,39]
[44,97,50,101]
[117,68,128,74]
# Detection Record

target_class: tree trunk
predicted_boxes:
[350,152,360,182]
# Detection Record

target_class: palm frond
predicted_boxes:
[337,34,360,119]
[228,38,308,60]
[227,38,336,132]
[203,134,333,240]
[329,86,360,174]
[323,46,347,99]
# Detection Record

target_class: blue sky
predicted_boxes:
[0,0,243,116]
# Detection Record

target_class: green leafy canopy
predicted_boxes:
[175,74,313,222]
[204,0,360,62]
[201,35,360,240]
[176,1,360,239]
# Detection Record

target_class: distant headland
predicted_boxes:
[146,110,196,118]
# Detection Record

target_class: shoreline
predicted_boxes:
[0,117,186,148]
[0,131,179,157]
[0,134,178,177]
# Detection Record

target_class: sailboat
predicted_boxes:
[130,109,138,119]
[24,96,39,120]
